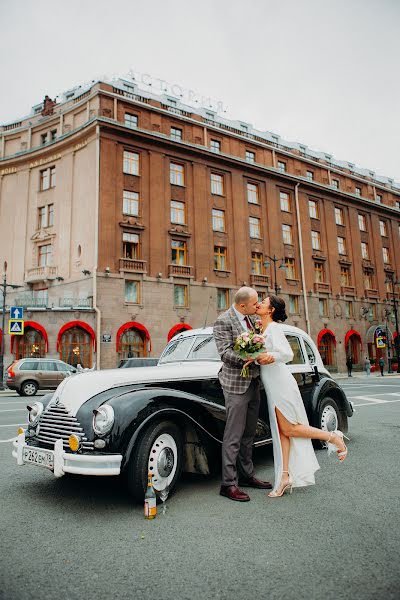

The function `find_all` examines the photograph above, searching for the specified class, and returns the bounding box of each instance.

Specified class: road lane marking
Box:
[351,395,388,403]
[0,437,17,443]
[0,409,28,413]
[0,401,28,405]
[354,399,400,407]
[0,423,23,427]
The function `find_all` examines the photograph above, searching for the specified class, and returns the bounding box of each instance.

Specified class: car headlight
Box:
[92,405,114,436]
[27,402,44,426]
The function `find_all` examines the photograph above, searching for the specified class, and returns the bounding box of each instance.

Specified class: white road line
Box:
[0,423,23,427]
[0,409,28,413]
[0,437,17,443]
[354,399,400,407]
[351,395,388,403]
[0,401,28,405]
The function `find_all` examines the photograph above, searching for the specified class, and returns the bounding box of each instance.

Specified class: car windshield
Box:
[158,337,195,363]
[187,336,220,361]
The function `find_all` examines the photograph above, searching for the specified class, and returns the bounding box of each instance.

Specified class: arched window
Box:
[59,326,93,368]
[345,330,362,365]
[317,329,336,367]
[15,328,46,359]
[120,328,147,358]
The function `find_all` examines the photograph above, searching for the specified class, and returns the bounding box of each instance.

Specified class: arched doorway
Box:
[11,322,48,359]
[345,330,362,366]
[365,324,393,368]
[167,323,192,341]
[57,321,95,368]
[317,329,337,369]
[116,322,151,361]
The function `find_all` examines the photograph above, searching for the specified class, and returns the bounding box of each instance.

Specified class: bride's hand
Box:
[243,359,254,370]
[257,353,275,365]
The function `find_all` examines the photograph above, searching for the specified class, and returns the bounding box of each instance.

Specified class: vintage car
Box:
[13,325,353,502]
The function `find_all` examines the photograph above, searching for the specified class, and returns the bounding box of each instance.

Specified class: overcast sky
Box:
[1,0,399,181]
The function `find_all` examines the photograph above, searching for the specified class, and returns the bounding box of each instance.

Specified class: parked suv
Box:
[4,359,76,396]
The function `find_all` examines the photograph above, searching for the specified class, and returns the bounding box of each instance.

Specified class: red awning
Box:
[167,323,192,341]
[317,329,336,347]
[56,320,96,351]
[394,331,398,339]
[116,322,152,352]
[11,321,49,353]
[345,329,363,349]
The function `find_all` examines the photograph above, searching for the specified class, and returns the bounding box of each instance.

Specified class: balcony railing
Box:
[15,297,48,308]
[59,298,92,308]
[341,285,355,296]
[25,266,58,283]
[168,264,193,277]
[119,258,147,273]
[250,274,269,286]
[314,282,331,293]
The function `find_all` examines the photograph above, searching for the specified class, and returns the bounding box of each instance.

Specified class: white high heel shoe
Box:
[268,471,293,498]
[326,430,349,461]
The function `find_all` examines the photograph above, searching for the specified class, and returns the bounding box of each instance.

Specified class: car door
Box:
[285,334,315,414]
[39,361,59,388]
[56,361,74,382]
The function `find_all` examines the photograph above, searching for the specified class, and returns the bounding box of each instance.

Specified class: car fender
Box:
[310,376,353,426]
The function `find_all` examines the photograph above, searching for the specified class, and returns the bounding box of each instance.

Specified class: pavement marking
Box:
[0,408,28,413]
[0,437,17,443]
[354,399,400,407]
[0,423,23,428]
[351,395,389,403]
[0,401,28,405]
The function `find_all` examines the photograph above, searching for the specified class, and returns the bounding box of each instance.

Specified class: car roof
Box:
[174,324,313,339]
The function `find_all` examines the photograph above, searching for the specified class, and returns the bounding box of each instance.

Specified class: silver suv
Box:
[4,359,76,396]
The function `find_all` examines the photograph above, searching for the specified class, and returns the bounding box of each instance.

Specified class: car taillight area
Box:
[7,365,16,378]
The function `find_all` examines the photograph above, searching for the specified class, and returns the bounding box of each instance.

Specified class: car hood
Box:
[53,362,222,416]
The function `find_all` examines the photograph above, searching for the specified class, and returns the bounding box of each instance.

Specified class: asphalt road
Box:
[1,377,399,600]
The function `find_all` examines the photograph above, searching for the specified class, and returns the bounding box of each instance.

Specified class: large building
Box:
[0,75,399,372]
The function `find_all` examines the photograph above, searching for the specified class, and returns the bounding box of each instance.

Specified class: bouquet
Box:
[233,330,266,377]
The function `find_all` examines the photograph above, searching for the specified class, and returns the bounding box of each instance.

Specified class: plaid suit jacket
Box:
[213,306,260,395]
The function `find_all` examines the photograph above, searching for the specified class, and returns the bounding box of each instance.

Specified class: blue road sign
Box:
[10,306,24,319]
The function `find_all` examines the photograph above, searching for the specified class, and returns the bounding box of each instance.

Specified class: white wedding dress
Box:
[260,322,320,492]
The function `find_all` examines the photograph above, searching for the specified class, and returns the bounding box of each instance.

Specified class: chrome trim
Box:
[34,402,94,451]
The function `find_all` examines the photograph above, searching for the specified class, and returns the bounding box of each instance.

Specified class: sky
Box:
[0,0,399,181]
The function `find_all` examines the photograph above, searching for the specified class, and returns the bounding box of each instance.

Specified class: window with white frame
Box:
[123,151,139,175]
[246,150,255,163]
[123,191,139,216]
[210,139,221,153]
[125,281,140,303]
[306,170,314,181]
[376,194,382,203]
[211,173,224,195]
[247,182,259,204]
[282,224,293,245]
[361,242,369,260]
[311,230,321,251]
[337,236,346,255]
[38,244,52,266]
[277,161,286,173]
[355,187,361,197]
[170,162,185,186]
[124,113,138,129]
[308,200,319,219]
[358,214,367,231]
[171,201,186,225]
[332,178,339,190]
[171,127,182,141]
[212,209,225,232]
[382,247,390,264]
[280,191,291,212]
[123,232,140,259]
[335,207,344,225]
[249,216,261,238]
[379,220,387,237]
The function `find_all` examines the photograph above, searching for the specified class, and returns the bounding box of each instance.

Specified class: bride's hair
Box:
[268,295,288,322]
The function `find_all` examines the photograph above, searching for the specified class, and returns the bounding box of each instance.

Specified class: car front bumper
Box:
[12,430,123,477]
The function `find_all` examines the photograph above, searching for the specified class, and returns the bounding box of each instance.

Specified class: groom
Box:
[214,287,275,502]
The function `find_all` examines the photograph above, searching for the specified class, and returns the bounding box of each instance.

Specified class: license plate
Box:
[22,446,54,470]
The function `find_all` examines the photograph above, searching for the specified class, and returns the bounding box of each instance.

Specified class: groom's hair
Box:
[234,287,255,304]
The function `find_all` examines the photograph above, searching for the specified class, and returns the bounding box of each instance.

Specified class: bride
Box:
[254,295,348,498]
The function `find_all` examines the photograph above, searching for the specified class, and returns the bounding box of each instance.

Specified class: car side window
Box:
[57,363,72,372]
[187,336,220,360]
[19,361,38,371]
[303,340,316,365]
[285,335,305,364]
[40,361,57,371]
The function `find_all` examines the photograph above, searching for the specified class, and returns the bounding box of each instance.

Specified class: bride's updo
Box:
[269,295,288,322]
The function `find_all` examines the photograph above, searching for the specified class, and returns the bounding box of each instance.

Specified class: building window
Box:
[251,252,264,275]
[50,129,57,142]
[306,170,314,181]
[282,224,293,245]
[125,281,140,303]
[308,200,319,219]
[214,246,227,271]
[212,209,225,232]
[123,233,140,259]
[277,161,286,173]
[311,230,321,251]
[337,237,346,255]
[340,267,351,286]
[210,139,221,153]
[289,295,299,314]
[40,133,48,145]
[376,194,382,203]
[345,301,354,318]
[361,242,369,260]
[123,191,139,216]
[38,206,46,229]
[395,201,400,210]
[48,204,54,227]
[369,304,377,320]
[40,166,56,191]
[38,244,52,266]
[171,240,187,265]
[332,178,339,190]
[170,162,184,186]
[319,298,328,317]
[358,214,367,231]
[363,270,374,290]
[355,187,361,197]
[280,191,291,212]
[382,247,390,264]
[211,173,224,195]
[124,113,138,129]
[247,182,259,204]
[285,258,296,279]
[314,262,325,283]
[171,127,182,141]
[174,284,188,307]
[335,207,344,225]
[170,200,186,225]
[123,151,139,176]
[217,289,229,310]
[246,150,255,164]
[379,220,387,237]
[249,217,261,239]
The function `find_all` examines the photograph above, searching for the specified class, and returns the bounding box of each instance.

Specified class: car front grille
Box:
[35,401,94,451]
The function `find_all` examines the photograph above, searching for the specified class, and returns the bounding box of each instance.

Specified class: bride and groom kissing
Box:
[213,286,348,502]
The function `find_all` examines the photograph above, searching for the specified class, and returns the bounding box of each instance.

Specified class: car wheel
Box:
[126,420,183,503]
[317,396,347,449]
[21,381,38,396]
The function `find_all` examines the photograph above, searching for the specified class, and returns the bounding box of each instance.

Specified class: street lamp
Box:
[263,255,286,296]
[0,265,23,390]
[384,274,400,374]
[383,306,393,374]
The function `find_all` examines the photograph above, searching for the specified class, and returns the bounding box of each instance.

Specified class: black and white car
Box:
[13,325,353,502]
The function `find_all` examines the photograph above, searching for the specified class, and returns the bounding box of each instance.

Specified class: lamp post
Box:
[385,275,400,373]
[0,264,23,391]
[383,306,393,373]
[263,255,286,296]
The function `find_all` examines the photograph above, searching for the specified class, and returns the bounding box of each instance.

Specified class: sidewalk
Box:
[0,389,49,397]
[332,370,400,381]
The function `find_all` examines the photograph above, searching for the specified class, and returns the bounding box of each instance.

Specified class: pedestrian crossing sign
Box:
[8,319,24,335]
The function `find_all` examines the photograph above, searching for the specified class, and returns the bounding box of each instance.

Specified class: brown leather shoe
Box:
[220,485,250,502]
[238,476,273,489]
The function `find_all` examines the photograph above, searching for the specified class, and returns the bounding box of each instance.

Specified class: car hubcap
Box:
[24,384,36,396]
[320,404,338,432]
[148,433,177,492]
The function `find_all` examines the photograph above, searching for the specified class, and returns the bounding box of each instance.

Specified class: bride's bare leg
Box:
[268,412,291,497]
[275,408,346,454]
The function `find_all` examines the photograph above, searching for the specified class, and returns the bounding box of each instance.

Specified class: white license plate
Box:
[22,446,54,470]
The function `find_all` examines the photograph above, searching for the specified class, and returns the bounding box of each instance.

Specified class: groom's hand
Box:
[257,353,275,365]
